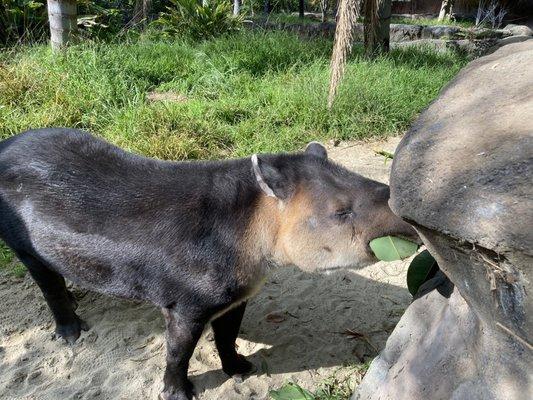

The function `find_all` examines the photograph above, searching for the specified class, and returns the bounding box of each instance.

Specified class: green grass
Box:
[0,241,26,278]
[391,17,475,28]
[270,361,372,400]
[0,31,467,161]
[263,13,324,25]
[260,13,475,29]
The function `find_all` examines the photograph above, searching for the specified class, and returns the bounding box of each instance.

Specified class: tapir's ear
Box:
[251,154,288,199]
[305,141,327,160]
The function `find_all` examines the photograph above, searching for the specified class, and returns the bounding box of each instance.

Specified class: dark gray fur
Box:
[0,128,416,400]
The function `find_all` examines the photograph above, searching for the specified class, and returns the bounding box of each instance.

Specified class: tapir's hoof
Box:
[159,386,196,400]
[53,318,89,344]
[67,291,79,311]
[158,393,195,400]
[225,355,257,382]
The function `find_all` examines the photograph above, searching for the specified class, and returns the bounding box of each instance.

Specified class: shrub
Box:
[0,0,48,46]
[152,0,243,40]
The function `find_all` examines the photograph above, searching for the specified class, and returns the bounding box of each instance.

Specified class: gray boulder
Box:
[352,41,533,400]
[504,24,533,37]
[421,25,461,39]
[392,38,499,57]
[390,24,423,42]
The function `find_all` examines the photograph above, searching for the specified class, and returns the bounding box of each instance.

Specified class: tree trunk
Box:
[438,0,454,22]
[46,0,77,51]
[364,0,391,57]
[233,0,241,15]
[320,0,328,22]
[264,0,270,15]
[132,0,152,26]
[299,0,305,19]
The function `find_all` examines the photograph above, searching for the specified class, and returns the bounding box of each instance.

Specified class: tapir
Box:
[0,128,417,400]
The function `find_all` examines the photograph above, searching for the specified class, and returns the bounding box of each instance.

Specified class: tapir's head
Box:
[250,142,418,271]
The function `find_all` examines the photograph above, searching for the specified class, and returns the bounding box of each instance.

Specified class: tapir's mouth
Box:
[365,230,422,260]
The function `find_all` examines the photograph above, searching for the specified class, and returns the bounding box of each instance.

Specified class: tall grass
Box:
[0,31,468,160]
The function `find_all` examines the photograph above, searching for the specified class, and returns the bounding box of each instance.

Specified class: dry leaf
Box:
[266,312,286,323]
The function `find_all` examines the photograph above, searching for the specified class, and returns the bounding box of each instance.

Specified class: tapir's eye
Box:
[334,209,354,221]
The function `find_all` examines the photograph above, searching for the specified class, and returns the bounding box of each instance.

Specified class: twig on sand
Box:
[336,329,379,353]
[496,322,533,351]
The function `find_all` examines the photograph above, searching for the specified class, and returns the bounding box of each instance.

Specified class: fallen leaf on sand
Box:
[266,312,287,323]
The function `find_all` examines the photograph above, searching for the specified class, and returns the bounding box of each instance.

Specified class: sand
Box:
[0,137,413,400]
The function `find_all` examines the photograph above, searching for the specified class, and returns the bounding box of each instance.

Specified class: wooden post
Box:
[46,0,77,51]
[233,0,241,16]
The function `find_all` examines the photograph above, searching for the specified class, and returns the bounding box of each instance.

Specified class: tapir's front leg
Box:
[211,301,255,379]
[159,308,204,400]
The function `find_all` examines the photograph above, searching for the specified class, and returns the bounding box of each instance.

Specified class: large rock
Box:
[353,41,533,400]
[421,25,461,39]
[390,24,423,42]
[504,24,533,37]
[392,38,499,57]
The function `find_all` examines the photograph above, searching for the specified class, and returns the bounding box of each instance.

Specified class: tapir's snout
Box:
[362,184,421,258]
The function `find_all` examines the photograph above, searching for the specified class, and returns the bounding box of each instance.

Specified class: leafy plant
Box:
[0,0,48,46]
[406,249,439,296]
[0,241,15,267]
[152,0,243,40]
[0,240,26,278]
[270,382,315,400]
[77,1,124,40]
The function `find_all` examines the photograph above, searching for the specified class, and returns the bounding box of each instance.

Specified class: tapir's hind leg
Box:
[17,251,88,344]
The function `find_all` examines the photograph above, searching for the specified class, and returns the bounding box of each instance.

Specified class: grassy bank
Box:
[0,31,467,161]
[261,13,475,28]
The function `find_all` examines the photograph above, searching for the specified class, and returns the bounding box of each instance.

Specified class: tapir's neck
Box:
[241,195,285,266]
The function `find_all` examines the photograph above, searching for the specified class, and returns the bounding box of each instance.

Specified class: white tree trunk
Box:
[233,0,241,15]
[320,0,328,22]
[46,0,77,51]
[438,0,454,22]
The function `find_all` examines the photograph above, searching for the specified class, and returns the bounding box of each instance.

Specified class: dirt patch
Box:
[0,136,412,400]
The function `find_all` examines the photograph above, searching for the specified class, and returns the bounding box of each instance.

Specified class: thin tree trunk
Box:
[233,0,241,15]
[320,0,328,22]
[264,0,270,15]
[438,0,454,21]
[132,0,152,26]
[46,0,77,51]
[299,0,305,19]
[364,0,391,57]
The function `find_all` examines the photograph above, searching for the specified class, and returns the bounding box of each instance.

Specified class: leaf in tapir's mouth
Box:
[369,236,419,261]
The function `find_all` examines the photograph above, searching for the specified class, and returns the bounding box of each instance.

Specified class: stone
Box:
[490,36,532,53]
[468,27,507,39]
[420,25,461,39]
[392,38,498,57]
[390,24,423,42]
[352,41,533,400]
[504,24,533,37]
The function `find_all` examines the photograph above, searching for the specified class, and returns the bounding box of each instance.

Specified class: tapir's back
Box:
[0,129,204,300]
[0,128,251,304]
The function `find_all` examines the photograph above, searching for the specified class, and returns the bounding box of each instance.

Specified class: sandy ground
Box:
[0,137,414,400]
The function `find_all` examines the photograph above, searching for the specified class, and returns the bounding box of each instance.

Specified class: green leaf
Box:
[270,383,315,400]
[369,236,418,261]
[407,250,439,296]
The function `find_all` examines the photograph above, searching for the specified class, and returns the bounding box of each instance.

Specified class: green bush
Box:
[0,0,48,45]
[152,0,243,40]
